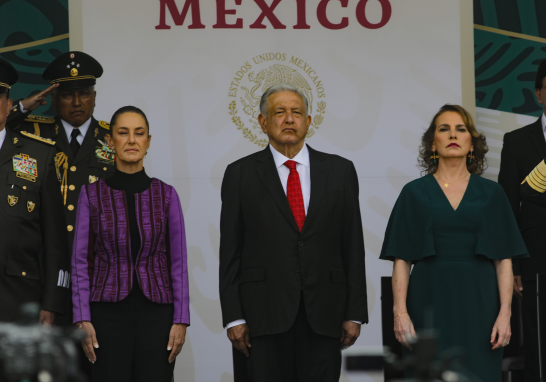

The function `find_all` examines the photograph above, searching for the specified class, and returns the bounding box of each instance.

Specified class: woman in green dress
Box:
[380,104,528,381]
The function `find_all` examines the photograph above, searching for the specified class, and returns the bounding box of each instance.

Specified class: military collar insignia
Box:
[67,60,81,77]
[94,128,99,137]
[27,201,35,213]
[98,120,110,130]
[95,140,115,165]
[13,154,38,182]
[13,137,18,144]
[20,131,55,145]
[7,195,18,207]
[24,115,55,124]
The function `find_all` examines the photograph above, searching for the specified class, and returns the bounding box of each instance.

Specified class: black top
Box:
[105,168,152,263]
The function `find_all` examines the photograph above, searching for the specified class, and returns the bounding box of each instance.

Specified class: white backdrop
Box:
[80,1,464,380]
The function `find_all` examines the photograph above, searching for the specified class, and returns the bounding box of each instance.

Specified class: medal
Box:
[13,154,38,182]
[95,140,115,165]
[89,175,99,184]
[27,201,35,213]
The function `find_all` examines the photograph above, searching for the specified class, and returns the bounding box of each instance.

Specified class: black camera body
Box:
[0,303,84,382]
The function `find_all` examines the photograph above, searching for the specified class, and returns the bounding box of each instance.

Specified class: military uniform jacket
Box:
[498,118,546,281]
[8,112,116,249]
[0,128,70,321]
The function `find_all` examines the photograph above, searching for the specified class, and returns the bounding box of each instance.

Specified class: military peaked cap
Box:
[43,51,103,90]
[0,58,18,91]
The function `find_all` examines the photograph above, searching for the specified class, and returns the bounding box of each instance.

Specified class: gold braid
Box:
[55,152,69,205]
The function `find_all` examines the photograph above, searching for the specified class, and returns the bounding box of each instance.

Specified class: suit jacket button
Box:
[22,272,26,276]
[70,166,77,172]
[69,185,76,191]
[298,241,304,247]
[295,271,301,277]
[67,225,74,232]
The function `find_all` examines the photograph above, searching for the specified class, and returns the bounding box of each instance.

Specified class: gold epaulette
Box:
[20,131,56,145]
[24,115,55,124]
[98,120,110,130]
[523,160,546,193]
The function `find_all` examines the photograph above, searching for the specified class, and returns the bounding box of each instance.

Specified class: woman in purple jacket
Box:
[71,106,189,382]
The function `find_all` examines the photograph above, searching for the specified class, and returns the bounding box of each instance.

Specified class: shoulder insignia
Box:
[98,120,110,130]
[24,115,55,124]
[20,131,56,146]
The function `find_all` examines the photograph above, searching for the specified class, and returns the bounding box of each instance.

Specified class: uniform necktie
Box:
[284,160,305,231]
[70,129,81,156]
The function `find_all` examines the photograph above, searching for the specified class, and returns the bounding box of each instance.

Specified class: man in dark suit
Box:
[0,58,70,323]
[8,51,115,256]
[219,83,368,381]
[498,59,546,382]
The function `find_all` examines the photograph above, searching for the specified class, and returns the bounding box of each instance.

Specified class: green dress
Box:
[380,174,528,382]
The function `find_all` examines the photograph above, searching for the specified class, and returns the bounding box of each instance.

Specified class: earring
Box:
[430,151,439,164]
[468,151,475,164]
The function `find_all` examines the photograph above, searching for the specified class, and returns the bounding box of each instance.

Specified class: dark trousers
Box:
[247,299,341,382]
[89,287,175,382]
[522,280,539,382]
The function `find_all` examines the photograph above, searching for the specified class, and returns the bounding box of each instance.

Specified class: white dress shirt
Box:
[270,143,311,214]
[62,117,91,145]
[226,144,361,330]
[0,127,6,149]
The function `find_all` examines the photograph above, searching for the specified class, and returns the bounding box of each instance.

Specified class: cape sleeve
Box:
[520,159,546,208]
[475,181,529,260]
[379,180,436,262]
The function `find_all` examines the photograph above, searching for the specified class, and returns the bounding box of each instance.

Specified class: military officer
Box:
[0,58,70,323]
[8,51,115,254]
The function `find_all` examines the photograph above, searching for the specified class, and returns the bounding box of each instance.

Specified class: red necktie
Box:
[284,160,305,231]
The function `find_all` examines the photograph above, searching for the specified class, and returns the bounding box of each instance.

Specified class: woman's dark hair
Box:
[418,104,488,176]
[535,59,546,90]
[110,105,150,133]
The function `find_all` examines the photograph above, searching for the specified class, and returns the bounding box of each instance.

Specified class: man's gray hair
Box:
[259,83,309,117]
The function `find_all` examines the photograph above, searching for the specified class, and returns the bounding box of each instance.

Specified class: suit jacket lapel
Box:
[528,118,546,158]
[74,118,98,165]
[256,147,300,232]
[301,146,327,234]
[0,129,22,166]
[54,117,73,161]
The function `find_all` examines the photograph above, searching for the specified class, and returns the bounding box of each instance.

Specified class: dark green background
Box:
[0,0,69,117]
[474,0,546,117]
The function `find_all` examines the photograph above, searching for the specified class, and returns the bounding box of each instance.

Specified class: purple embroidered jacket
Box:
[71,178,190,325]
